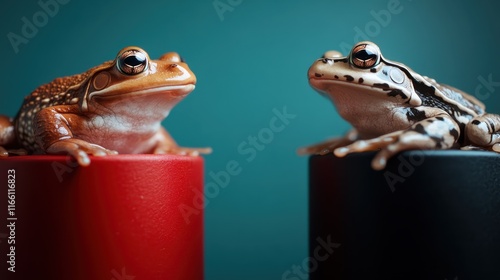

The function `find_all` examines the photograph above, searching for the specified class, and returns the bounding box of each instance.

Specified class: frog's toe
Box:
[193,147,213,155]
[371,134,443,170]
[154,146,212,156]
[298,139,341,155]
[333,138,401,170]
[493,143,500,153]
[298,145,331,155]
[8,149,28,156]
[46,139,117,166]
[297,145,316,155]
[0,146,8,157]
[0,147,28,157]
[75,150,91,166]
[334,135,398,157]
[461,143,500,152]
[461,145,485,151]
[371,143,405,170]
[298,145,333,155]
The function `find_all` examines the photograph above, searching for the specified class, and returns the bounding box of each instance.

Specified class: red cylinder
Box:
[0,154,204,280]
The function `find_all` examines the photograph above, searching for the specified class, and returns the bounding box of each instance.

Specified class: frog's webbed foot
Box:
[463,143,500,153]
[494,143,500,152]
[0,147,28,157]
[298,130,358,155]
[152,127,211,156]
[334,131,438,170]
[335,115,459,170]
[46,139,118,166]
[0,115,17,157]
[466,113,500,153]
[154,145,212,156]
[493,143,500,152]
[461,145,487,151]
[298,138,349,155]
[0,146,8,157]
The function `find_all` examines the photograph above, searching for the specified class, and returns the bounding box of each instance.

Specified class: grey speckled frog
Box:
[300,41,500,170]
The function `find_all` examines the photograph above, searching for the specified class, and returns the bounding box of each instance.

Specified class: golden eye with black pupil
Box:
[350,43,380,69]
[117,49,148,75]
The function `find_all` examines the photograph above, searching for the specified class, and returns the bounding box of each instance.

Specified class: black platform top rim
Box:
[310,149,500,160]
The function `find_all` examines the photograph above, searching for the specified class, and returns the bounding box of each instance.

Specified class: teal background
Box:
[2,0,500,279]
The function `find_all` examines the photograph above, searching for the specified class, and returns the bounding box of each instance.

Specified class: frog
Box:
[299,41,500,170]
[0,46,211,166]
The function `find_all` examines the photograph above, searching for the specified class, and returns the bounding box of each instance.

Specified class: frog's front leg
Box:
[152,127,212,156]
[465,113,500,152]
[34,106,117,166]
[297,129,358,155]
[335,109,460,170]
[0,116,27,156]
[0,116,15,156]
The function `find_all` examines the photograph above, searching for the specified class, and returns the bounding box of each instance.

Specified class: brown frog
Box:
[0,46,211,166]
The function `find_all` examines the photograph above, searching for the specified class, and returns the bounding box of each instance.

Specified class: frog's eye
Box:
[350,43,380,69]
[117,49,148,75]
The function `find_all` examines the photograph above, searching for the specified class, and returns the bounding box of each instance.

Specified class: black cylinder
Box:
[309,150,500,279]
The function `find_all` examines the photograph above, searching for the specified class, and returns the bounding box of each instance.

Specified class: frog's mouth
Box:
[89,84,195,100]
[309,77,420,106]
[309,77,388,94]
[309,77,411,100]
[83,84,195,112]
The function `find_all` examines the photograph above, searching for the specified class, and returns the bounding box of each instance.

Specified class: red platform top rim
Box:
[0,154,204,163]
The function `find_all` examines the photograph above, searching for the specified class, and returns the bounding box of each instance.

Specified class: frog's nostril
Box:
[321,58,333,64]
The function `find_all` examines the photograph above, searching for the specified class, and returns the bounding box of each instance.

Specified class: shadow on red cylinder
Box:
[0,154,204,280]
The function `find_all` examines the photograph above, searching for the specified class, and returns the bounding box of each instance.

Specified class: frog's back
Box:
[422,76,485,116]
[14,64,106,151]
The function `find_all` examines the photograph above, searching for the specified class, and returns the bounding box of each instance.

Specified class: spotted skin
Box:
[14,69,99,152]
[466,114,500,151]
[300,41,500,169]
